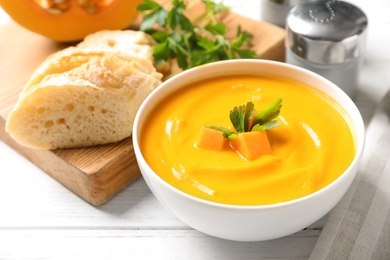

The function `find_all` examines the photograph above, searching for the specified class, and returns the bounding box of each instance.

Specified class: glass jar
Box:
[285,0,368,99]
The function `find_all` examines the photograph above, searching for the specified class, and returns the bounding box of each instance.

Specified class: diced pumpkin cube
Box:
[231,131,272,160]
[196,126,229,151]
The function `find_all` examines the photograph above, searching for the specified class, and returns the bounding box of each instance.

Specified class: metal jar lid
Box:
[269,0,317,7]
[286,0,368,64]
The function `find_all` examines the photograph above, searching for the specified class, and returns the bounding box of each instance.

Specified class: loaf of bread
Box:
[77,30,171,75]
[5,47,162,150]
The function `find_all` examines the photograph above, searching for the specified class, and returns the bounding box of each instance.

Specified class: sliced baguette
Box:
[6,48,162,150]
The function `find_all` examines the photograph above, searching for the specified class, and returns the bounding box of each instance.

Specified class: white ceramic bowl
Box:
[132,59,365,242]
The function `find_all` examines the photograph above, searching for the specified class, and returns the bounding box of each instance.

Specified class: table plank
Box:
[0,229,320,260]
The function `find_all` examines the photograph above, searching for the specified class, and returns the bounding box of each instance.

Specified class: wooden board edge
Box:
[0,116,139,205]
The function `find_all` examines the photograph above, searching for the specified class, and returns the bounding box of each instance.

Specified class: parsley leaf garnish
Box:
[251,98,282,131]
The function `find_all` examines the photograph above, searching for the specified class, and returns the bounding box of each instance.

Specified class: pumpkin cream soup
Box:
[140,74,356,206]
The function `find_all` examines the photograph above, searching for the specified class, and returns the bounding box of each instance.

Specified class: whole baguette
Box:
[5,47,162,150]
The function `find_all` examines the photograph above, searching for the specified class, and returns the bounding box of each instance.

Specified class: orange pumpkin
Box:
[0,0,143,42]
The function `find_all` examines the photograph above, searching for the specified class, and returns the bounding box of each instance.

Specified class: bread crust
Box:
[77,30,171,75]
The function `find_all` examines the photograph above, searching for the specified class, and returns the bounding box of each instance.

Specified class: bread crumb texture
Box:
[6,31,163,150]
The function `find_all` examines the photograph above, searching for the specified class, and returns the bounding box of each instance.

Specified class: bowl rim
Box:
[133,59,365,210]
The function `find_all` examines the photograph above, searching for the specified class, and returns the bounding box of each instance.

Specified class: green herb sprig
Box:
[210,99,282,139]
[136,0,257,71]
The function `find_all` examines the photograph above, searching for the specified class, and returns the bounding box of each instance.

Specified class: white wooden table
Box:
[1,1,389,259]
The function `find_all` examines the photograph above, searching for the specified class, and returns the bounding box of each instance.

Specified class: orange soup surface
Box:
[140,74,356,206]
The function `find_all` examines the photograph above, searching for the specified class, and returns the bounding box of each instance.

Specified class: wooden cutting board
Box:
[0,3,285,205]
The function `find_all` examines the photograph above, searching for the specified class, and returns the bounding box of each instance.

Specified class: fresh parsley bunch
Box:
[137,0,257,71]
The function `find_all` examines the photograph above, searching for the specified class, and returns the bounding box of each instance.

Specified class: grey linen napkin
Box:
[309,91,390,260]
